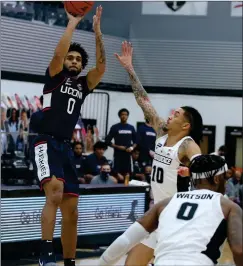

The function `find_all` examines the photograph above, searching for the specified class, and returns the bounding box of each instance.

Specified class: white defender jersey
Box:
[151,134,192,203]
[155,189,227,266]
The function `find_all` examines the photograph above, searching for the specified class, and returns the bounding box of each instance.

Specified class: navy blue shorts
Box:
[31,134,79,197]
[113,153,132,175]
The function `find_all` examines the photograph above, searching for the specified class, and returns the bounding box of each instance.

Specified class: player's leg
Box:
[42,176,64,240]
[59,143,80,266]
[59,195,79,263]
[125,231,156,266]
[125,243,154,266]
[32,137,64,265]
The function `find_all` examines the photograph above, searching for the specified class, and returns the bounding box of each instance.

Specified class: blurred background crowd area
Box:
[1,1,242,209]
[1,102,243,208]
[1,1,93,31]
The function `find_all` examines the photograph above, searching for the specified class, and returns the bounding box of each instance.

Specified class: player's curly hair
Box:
[181,106,203,145]
[69,42,89,69]
[189,155,226,185]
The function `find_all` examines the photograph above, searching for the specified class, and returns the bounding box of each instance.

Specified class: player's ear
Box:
[213,175,220,185]
[182,122,190,130]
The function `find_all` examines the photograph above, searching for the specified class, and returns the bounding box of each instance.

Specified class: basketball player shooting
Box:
[30,6,105,266]
[115,41,203,266]
[100,155,243,266]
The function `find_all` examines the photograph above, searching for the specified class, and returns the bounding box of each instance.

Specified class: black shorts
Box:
[31,134,79,197]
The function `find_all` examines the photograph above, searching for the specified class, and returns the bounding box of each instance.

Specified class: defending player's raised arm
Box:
[115,41,166,138]
[87,6,106,91]
[49,11,83,77]
[227,201,243,266]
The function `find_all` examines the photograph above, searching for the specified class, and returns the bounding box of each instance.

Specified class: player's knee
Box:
[70,208,78,224]
[45,185,63,206]
[63,208,78,224]
[49,191,63,206]
[44,176,64,205]
[125,245,153,266]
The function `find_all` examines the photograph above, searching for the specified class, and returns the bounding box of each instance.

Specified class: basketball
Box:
[64,1,94,16]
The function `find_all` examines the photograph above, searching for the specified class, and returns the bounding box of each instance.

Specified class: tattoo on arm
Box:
[96,34,106,67]
[127,68,166,136]
[179,139,201,165]
[227,203,243,266]
[87,34,106,90]
[179,139,193,153]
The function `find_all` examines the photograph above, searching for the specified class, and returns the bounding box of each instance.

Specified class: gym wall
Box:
[87,1,242,90]
[128,2,242,90]
[1,17,128,85]
[2,79,242,151]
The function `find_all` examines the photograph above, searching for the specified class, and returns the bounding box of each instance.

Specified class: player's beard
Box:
[162,123,168,132]
[63,65,81,77]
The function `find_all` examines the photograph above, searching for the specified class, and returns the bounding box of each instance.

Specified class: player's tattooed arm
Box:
[178,139,201,166]
[115,41,166,137]
[128,69,166,137]
[227,201,243,266]
[87,6,106,90]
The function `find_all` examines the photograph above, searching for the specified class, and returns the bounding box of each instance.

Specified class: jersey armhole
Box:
[44,67,66,94]
[175,136,193,166]
[45,67,64,80]
[78,75,91,94]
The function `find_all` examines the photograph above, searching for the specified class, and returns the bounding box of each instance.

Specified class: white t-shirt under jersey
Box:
[151,134,192,203]
[155,190,227,266]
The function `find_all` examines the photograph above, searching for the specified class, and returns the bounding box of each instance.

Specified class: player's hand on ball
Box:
[115,41,133,70]
[65,9,83,26]
[93,5,102,34]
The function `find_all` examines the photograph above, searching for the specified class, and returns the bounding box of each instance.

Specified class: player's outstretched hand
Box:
[115,41,133,70]
[65,9,83,26]
[93,5,102,34]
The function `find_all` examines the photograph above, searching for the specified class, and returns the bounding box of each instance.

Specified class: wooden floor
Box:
[29,242,234,266]
[218,240,234,265]
[28,257,126,266]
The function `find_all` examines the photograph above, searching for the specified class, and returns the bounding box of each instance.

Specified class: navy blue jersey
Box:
[136,123,156,161]
[83,153,108,176]
[40,68,91,140]
[73,155,85,178]
[105,123,136,149]
[29,110,44,134]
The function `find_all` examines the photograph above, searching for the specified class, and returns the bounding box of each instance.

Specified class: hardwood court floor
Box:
[218,240,234,265]
[29,244,234,266]
[28,256,126,266]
